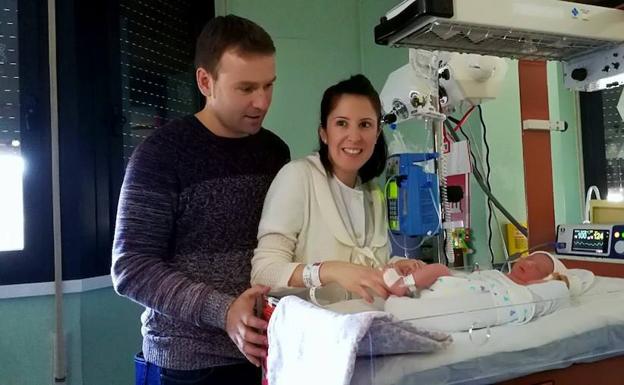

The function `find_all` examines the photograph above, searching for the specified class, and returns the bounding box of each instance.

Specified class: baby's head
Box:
[508,251,566,284]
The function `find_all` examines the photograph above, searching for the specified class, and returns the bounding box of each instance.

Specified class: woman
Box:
[251,74,421,305]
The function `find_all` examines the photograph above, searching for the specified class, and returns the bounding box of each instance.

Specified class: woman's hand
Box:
[320,261,390,303]
[391,258,427,276]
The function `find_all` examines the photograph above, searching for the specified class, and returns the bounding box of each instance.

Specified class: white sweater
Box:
[251,153,390,304]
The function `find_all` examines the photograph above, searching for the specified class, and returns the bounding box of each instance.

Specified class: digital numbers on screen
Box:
[572,229,610,253]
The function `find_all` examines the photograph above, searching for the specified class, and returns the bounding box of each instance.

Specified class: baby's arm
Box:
[527,280,571,319]
[384,263,452,296]
[409,264,452,289]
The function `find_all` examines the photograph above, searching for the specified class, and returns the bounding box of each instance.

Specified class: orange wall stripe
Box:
[518,60,556,248]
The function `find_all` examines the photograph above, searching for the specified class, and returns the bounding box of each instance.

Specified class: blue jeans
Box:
[134,352,262,385]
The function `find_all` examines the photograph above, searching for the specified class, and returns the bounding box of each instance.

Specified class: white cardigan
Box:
[251,153,390,303]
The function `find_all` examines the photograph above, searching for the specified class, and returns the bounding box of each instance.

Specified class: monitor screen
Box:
[571,229,610,254]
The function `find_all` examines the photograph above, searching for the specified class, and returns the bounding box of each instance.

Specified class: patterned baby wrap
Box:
[419,270,536,325]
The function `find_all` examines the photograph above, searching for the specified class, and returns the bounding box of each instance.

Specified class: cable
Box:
[478,106,493,192]
[457,109,495,263]
[455,113,528,239]
[437,129,455,264]
[448,115,486,179]
[451,105,476,132]
[450,109,494,263]
[445,119,481,180]
[498,241,557,272]
[477,105,495,264]
[469,107,513,265]
[469,109,517,264]
[445,117,528,237]
[583,185,601,224]
[456,108,510,265]
[449,114,530,269]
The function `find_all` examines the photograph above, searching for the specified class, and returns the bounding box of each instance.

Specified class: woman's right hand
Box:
[320,261,390,303]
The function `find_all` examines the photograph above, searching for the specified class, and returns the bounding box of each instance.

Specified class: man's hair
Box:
[194,15,275,76]
[318,74,388,183]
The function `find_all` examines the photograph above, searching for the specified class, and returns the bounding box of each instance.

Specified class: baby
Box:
[383,252,570,296]
[383,252,594,332]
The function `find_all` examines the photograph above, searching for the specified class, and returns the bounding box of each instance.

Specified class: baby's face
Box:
[508,253,554,283]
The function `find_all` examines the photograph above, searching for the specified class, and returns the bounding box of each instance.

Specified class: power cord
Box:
[445,115,528,242]
[478,105,495,264]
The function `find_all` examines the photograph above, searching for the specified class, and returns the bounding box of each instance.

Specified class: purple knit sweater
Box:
[112,115,289,370]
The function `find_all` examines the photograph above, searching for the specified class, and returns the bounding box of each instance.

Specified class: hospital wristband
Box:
[303,262,323,288]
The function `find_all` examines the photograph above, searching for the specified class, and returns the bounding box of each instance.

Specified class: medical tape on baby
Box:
[383,268,402,287]
[403,274,418,292]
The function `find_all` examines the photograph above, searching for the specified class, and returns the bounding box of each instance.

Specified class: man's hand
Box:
[225,285,271,367]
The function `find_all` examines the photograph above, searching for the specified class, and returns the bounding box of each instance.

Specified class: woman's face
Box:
[508,253,554,283]
[319,94,379,186]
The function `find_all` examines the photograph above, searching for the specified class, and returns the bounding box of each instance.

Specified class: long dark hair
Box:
[318,74,387,183]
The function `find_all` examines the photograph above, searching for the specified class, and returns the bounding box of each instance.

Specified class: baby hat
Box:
[529,251,595,296]
[528,251,567,274]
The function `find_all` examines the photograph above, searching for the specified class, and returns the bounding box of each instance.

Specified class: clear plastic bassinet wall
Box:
[351,266,624,385]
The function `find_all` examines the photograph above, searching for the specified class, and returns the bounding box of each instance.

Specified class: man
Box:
[112,15,290,384]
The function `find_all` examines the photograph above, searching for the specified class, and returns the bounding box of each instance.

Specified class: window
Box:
[580,86,624,201]
[0,0,54,285]
[601,86,624,201]
[120,0,207,163]
[0,0,24,252]
[0,0,212,285]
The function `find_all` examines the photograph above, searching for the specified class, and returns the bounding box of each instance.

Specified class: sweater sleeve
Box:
[251,161,307,290]
[111,132,234,330]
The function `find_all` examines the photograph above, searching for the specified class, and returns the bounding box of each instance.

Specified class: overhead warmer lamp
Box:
[375,0,624,91]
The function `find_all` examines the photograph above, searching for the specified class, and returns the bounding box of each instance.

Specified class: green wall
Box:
[461,60,526,266]
[0,1,585,384]
[226,0,584,265]
[0,288,142,385]
[225,0,364,159]
[467,61,583,266]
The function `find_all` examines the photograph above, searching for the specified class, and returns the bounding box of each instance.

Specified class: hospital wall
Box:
[229,0,583,265]
[0,289,142,385]
[470,60,583,265]
[0,1,584,384]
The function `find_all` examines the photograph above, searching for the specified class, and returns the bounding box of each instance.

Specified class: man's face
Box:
[201,49,276,137]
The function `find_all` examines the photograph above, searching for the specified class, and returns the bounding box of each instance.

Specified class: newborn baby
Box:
[384,252,570,296]
[383,252,594,332]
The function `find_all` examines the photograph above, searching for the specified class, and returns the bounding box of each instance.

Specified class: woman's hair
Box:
[318,74,388,183]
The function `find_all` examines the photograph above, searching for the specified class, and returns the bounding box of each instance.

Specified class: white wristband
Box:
[303,262,323,288]
[311,262,322,287]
